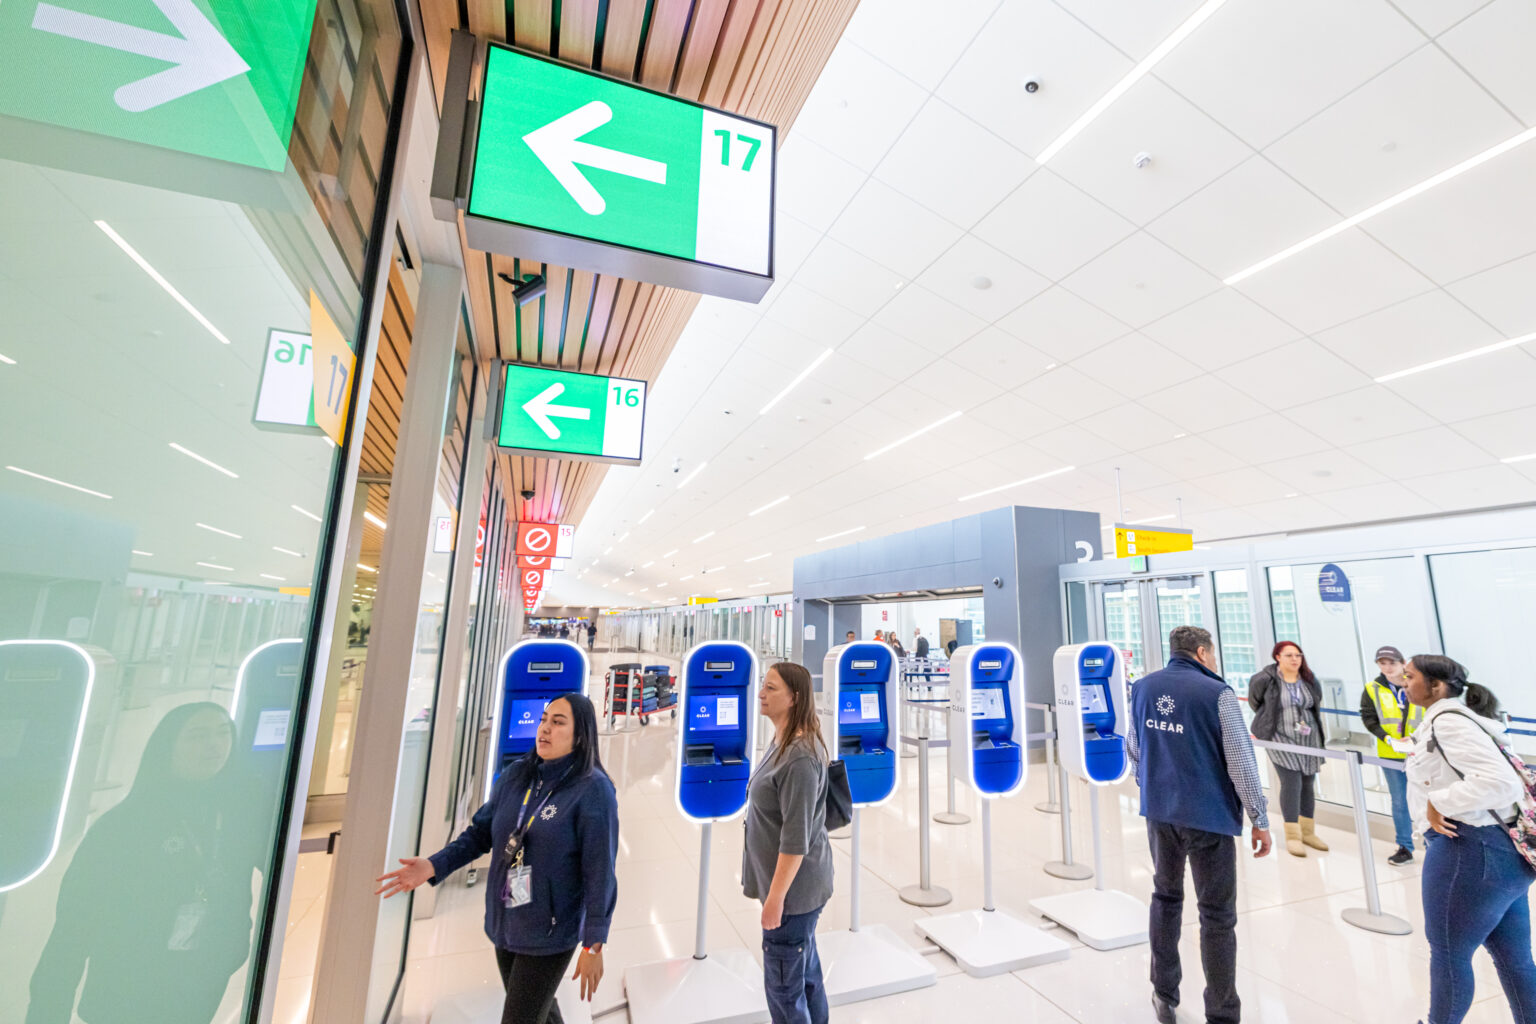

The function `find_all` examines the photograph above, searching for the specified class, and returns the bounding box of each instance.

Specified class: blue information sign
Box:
[1318,563,1352,603]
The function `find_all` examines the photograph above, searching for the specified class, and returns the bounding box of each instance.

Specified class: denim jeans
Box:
[1423,824,1536,1024]
[1147,820,1239,1024]
[761,905,828,1024]
[1383,763,1414,850]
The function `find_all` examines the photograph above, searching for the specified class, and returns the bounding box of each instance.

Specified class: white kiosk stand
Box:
[916,643,1071,976]
[816,644,937,1003]
[1029,643,1148,950]
[624,642,768,1024]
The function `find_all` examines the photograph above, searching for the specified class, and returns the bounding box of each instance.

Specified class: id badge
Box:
[502,863,532,909]
[1298,722,1313,737]
[168,901,206,951]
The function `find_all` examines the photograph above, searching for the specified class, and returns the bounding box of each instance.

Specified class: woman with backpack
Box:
[1407,654,1536,1024]
[743,661,833,1024]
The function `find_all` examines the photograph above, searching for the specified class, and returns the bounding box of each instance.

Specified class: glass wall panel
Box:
[1101,584,1144,678]
[1213,569,1257,693]
[1431,546,1536,751]
[1155,577,1205,665]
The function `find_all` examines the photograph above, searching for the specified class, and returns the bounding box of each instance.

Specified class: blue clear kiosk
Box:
[815,643,936,1004]
[624,641,767,1024]
[916,643,1071,975]
[486,639,590,801]
[1028,643,1148,949]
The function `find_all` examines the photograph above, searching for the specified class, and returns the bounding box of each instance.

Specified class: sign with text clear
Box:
[498,364,646,465]
[1318,563,1352,603]
[1114,525,1193,559]
[449,42,775,302]
[515,522,575,559]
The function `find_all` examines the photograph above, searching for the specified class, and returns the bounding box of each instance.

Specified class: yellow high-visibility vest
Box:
[1366,678,1423,759]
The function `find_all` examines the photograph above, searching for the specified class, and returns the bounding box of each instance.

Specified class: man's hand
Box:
[1251,827,1272,858]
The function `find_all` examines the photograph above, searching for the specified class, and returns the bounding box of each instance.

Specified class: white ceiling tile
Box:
[1445,251,1536,337]
[1141,288,1303,370]
[1234,228,1434,334]
[1140,374,1267,433]
[1315,480,1440,522]
[973,170,1136,281]
[872,284,988,355]
[1147,156,1341,280]
[1261,448,1388,493]
[1345,426,1496,479]
[773,136,868,232]
[1265,46,1521,216]
[1440,0,1536,123]
[746,319,841,376]
[1053,0,1208,58]
[1139,435,1247,481]
[1447,406,1536,461]
[1184,505,1283,538]
[1390,0,1495,36]
[1414,464,1536,510]
[947,327,1056,388]
[1062,233,1220,328]
[1188,465,1296,507]
[790,44,929,172]
[828,179,965,278]
[1028,423,1125,466]
[1313,291,1502,379]
[1237,495,1346,531]
[843,0,1002,91]
[1379,347,1536,421]
[1205,414,1332,464]
[836,321,936,379]
[792,237,906,318]
[1281,384,1438,447]
[1154,0,1423,150]
[1049,77,1250,226]
[903,359,1006,410]
[1215,338,1375,410]
[1078,403,1186,452]
[872,99,1036,229]
[967,390,1065,440]
[1070,332,1201,399]
[994,286,1131,361]
[921,236,1050,322]
[771,213,822,282]
[762,282,864,346]
[936,0,1131,158]
[1013,365,1123,419]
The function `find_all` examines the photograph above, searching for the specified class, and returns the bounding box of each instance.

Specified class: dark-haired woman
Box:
[744,662,833,1024]
[1407,655,1536,1024]
[1248,641,1329,857]
[377,693,618,1024]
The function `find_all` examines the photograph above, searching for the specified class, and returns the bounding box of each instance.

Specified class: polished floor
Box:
[278,652,1525,1023]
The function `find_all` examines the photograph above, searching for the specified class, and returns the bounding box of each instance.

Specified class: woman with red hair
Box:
[1248,641,1329,857]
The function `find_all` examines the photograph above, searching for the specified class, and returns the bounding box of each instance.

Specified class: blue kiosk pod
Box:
[0,640,96,892]
[1028,643,1148,950]
[233,639,304,753]
[626,641,767,1024]
[486,639,589,800]
[917,643,1070,976]
[815,642,936,1004]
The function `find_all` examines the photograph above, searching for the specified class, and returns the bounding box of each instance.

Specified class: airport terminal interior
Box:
[4,0,1536,1022]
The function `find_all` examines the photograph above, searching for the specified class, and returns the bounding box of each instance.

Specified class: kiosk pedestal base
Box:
[1028,889,1148,950]
[819,924,937,1004]
[915,908,1071,977]
[623,949,769,1024]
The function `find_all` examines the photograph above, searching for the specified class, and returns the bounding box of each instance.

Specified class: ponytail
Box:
[1463,682,1501,720]
[1410,654,1501,720]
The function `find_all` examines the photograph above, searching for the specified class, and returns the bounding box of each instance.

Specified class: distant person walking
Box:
[1405,655,1536,1024]
[911,629,929,659]
[586,622,596,651]
[1360,645,1422,865]
[1129,626,1271,1024]
[1248,641,1328,857]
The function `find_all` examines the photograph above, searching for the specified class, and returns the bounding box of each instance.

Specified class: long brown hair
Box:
[766,661,827,764]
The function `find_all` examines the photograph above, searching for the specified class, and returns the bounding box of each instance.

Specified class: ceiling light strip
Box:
[1501,453,1536,465]
[364,511,387,530]
[5,465,113,499]
[196,522,242,539]
[0,353,15,365]
[95,221,233,345]
[676,461,707,490]
[864,411,964,460]
[291,504,322,523]
[694,531,716,543]
[816,525,865,543]
[169,443,238,478]
[959,465,1076,502]
[759,349,833,415]
[748,494,791,516]
[1375,331,1536,383]
[744,552,772,562]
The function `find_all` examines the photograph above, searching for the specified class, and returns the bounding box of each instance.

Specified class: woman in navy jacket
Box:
[378,692,619,1024]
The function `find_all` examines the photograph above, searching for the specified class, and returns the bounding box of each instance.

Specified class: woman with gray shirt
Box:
[743,661,833,1024]
[1248,641,1329,857]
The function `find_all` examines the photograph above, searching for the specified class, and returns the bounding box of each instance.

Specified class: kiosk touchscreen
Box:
[486,639,589,800]
[1028,643,1147,950]
[917,643,1070,976]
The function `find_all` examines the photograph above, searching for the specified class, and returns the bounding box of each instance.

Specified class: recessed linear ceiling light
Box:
[95,220,233,345]
[357,563,377,573]
[679,574,694,581]
[131,549,153,557]
[1374,331,1536,383]
[694,531,716,543]
[273,546,303,557]
[959,465,1076,502]
[745,552,772,562]
[749,581,771,588]
[197,561,233,571]
[0,352,15,365]
[662,548,678,558]
[624,570,634,576]
[6,465,113,499]
[676,462,708,490]
[760,349,833,415]
[864,411,963,460]
[715,587,734,594]
[816,525,865,543]
[259,573,285,581]
[1036,0,1230,164]
[618,532,630,542]
[604,546,614,555]
[364,511,387,530]
[169,443,238,478]
[656,582,668,588]
[1227,125,1536,285]
[196,522,242,539]
[749,495,791,516]
[642,560,655,568]
[705,565,727,573]
[291,504,322,523]
[1501,453,1536,464]
[638,508,655,524]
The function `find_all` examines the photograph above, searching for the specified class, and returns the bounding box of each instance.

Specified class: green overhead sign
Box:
[434,37,776,302]
[0,0,317,170]
[497,364,647,466]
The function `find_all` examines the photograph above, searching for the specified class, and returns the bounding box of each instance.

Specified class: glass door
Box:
[1100,582,1145,679]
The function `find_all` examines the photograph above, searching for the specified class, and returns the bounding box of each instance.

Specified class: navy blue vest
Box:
[1131,653,1244,836]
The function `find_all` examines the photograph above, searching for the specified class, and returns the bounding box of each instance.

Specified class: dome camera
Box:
[1024,80,1040,93]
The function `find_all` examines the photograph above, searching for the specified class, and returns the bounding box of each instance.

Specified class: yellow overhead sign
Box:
[1114,525,1193,559]
[687,596,718,606]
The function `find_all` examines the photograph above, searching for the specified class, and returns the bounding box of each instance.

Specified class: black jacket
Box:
[913,636,930,659]
[1246,663,1326,744]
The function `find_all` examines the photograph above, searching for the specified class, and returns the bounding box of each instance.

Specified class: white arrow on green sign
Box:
[435,38,776,302]
[498,364,647,466]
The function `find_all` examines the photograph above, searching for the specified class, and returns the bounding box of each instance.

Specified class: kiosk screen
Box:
[507,698,547,739]
[838,692,882,724]
[688,695,740,731]
[703,661,734,672]
[850,659,877,670]
[1079,684,1108,715]
[970,687,1006,721]
[1083,657,1105,669]
[527,661,563,673]
[977,659,1002,671]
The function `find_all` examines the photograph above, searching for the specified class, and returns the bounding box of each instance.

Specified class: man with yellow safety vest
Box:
[1359,645,1422,865]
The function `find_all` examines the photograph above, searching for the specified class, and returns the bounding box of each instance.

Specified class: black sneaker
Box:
[1151,993,1176,1023]
[1388,846,1414,866]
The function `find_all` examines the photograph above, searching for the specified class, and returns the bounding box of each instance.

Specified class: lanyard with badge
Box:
[502,769,570,909]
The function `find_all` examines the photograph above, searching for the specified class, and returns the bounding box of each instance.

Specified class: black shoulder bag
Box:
[824,759,853,832]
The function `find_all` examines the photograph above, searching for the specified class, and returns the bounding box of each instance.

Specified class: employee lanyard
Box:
[504,767,572,862]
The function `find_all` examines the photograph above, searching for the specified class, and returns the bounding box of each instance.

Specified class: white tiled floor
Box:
[281,653,1526,1022]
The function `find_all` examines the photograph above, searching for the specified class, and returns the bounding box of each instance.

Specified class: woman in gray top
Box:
[743,661,833,1024]
[1247,641,1328,858]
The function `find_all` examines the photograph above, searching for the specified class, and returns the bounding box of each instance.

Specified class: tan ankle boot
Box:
[1300,816,1329,851]
[1284,821,1306,857]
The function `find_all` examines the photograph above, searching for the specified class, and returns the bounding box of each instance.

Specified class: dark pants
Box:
[761,906,828,1024]
[1148,821,1240,1024]
[1424,824,1536,1023]
[1273,766,1315,822]
[494,946,574,1024]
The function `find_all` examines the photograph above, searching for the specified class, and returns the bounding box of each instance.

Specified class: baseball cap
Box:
[1374,645,1404,662]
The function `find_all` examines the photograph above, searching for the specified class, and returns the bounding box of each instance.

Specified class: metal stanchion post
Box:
[982,797,995,913]
[694,824,712,959]
[935,747,970,825]
[851,808,862,932]
[1341,750,1412,935]
[900,731,952,907]
[1035,705,1061,814]
[1044,766,1093,880]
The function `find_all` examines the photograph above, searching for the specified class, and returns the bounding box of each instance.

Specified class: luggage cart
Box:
[604,662,677,729]
[645,665,678,719]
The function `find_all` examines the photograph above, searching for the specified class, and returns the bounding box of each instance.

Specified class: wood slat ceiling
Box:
[417,0,859,534]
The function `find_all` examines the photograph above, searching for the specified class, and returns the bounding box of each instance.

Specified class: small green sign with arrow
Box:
[497,364,648,466]
[0,0,318,170]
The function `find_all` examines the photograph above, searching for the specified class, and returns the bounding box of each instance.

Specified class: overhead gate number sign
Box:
[499,364,646,465]
[515,522,575,559]
[434,36,776,302]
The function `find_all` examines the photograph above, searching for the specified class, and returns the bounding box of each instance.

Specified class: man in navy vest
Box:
[1129,625,1271,1024]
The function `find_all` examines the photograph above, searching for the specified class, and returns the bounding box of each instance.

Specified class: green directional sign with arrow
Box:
[447,41,776,302]
[0,0,317,170]
[497,363,648,466]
